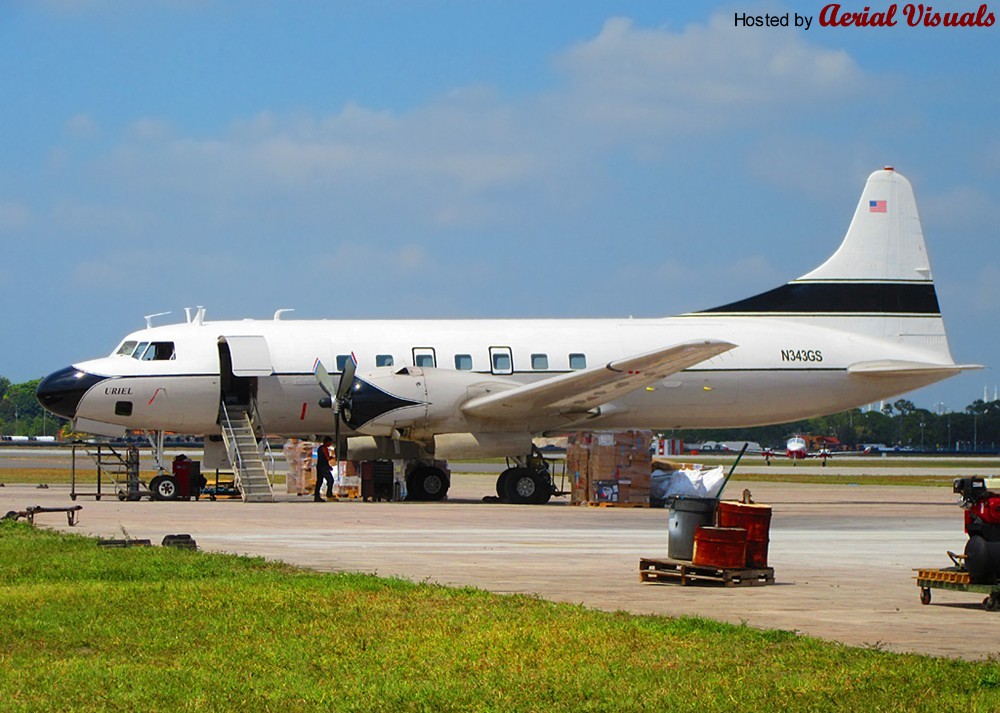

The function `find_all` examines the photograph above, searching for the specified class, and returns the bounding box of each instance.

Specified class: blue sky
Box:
[1,0,998,412]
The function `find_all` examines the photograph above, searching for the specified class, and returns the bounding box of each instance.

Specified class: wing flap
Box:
[461,339,736,421]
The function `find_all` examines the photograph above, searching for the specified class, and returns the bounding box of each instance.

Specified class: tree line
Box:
[672,398,1000,453]
[0,377,64,438]
[2,375,999,452]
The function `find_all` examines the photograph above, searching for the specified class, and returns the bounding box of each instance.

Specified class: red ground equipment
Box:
[954,477,1000,584]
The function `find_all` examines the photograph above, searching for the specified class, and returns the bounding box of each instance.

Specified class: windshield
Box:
[113,340,175,360]
[115,341,138,356]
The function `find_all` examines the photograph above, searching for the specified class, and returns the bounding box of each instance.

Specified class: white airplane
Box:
[37,167,978,503]
[785,436,809,461]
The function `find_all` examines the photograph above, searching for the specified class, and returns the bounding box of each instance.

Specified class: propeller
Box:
[314,355,357,466]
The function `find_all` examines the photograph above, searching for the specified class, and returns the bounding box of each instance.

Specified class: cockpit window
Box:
[141,342,175,361]
[115,341,138,356]
[117,340,174,360]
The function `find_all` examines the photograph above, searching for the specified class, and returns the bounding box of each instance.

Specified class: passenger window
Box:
[336,354,351,370]
[531,354,549,370]
[569,353,587,370]
[454,354,473,370]
[376,354,394,367]
[492,352,511,372]
[412,348,437,368]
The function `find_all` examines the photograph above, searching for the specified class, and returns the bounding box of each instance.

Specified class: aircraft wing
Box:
[461,339,736,421]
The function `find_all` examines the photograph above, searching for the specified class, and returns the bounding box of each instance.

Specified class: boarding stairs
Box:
[71,444,141,500]
[220,402,274,503]
[89,444,140,486]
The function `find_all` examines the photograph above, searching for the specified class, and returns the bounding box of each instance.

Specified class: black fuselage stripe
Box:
[698,281,940,315]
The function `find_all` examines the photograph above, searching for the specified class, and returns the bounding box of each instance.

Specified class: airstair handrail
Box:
[219,401,245,488]
[249,397,276,484]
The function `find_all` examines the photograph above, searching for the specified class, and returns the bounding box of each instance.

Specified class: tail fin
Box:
[798,167,931,283]
[697,168,965,364]
[699,168,941,328]
[695,168,979,392]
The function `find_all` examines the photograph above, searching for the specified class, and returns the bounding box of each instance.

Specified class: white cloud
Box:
[551,15,865,136]
[128,117,174,142]
[79,11,869,239]
[65,113,100,139]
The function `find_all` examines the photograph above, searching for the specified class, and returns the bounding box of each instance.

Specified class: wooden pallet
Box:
[584,501,650,508]
[639,557,775,587]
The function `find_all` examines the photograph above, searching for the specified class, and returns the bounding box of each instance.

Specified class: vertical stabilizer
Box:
[797,167,931,283]
[700,168,941,321]
[696,168,959,365]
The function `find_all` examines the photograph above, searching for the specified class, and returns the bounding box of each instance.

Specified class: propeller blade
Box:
[314,359,335,397]
[336,356,356,402]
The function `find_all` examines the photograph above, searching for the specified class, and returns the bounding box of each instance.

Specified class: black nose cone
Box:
[36,366,105,419]
[343,375,423,430]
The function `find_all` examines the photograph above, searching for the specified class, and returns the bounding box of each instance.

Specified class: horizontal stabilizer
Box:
[462,339,736,421]
[848,360,982,377]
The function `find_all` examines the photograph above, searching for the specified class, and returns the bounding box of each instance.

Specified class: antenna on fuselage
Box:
[144,312,171,329]
[273,308,294,320]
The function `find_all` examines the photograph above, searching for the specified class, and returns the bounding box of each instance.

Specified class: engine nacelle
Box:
[344,366,520,438]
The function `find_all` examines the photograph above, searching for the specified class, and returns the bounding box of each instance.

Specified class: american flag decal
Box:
[869,200,887,213]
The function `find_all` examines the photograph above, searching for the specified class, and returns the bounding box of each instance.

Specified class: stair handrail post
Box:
[220,400,246,499]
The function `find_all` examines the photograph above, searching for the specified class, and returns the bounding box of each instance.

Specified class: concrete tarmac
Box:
[3,472,998,661]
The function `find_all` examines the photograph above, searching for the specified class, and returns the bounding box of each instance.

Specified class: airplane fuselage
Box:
[57,309,952,439]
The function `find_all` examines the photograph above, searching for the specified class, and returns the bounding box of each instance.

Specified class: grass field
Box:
[2,520,1000,711]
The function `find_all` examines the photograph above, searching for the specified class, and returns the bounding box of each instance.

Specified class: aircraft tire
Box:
[149,475,179,501]
[406,466,449,502]
[530,472,553,505]
[497,469,515,500]
[503,468,543,504]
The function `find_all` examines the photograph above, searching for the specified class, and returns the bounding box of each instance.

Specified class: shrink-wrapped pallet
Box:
[283,439,317,495]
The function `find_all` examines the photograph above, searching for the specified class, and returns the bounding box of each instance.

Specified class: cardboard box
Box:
[567,430,654,504]
[593,480,619,503]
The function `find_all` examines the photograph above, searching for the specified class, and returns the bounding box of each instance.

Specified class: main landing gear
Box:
[405,462,451,502]
[496,447,556,505]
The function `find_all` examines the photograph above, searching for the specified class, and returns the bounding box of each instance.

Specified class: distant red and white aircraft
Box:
[786,436,809,461]
[782,434,872,465]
